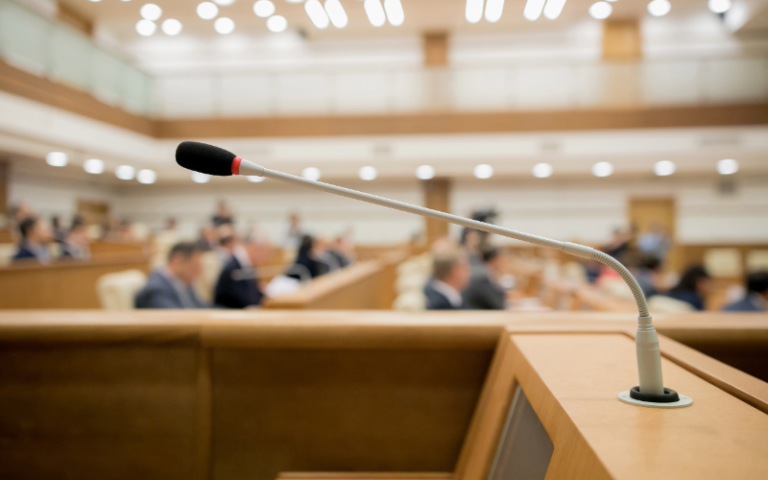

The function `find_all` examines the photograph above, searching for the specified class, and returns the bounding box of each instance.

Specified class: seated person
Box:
[463,247,507,310]
[214,236,273,309]
[723,271,768,312]
[13,216,52,264]
[60,217,91,260]
[286,234,321,281]
[665,265,710,311]
[135,242,207,309]
[424,248,471,310]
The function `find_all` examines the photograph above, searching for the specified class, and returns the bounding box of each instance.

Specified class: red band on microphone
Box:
[232,157,242,175]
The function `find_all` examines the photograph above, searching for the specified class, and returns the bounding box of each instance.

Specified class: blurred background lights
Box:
[532,163,553,178]
[140,4,162,21]
[214,17,236,34]
[654,160,676,176]
[416,165,435,180]
[359,166,378,181]
[115,165,135,180]
[192,172,211,183]
[197,2,219,19]
[647,0,671,17]
[83,159,104,174]
[253,0,276,17]
[137,169,157,184]
[267,15,288,32]
[303,167,321,181]
[161,19,182,35]
[46,152,68,167]
[214,0,236,5]
[592,161,614,177]
[717,159,739,175]
[247,176,265,183]
[589,2,612,19]
[136,19,156,36]
[473,164,494,179]
[708,0,731,13]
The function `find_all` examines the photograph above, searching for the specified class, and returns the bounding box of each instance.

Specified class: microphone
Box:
[176,141,691,409]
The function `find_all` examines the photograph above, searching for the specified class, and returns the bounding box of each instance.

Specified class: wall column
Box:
[423,178,451,245]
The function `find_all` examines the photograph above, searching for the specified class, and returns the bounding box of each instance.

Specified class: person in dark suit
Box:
[12,216,52,263]
[60,217,90,260]
[666,265,710,311]
[214,236,274,309]
[424,247,471,310]
[135,242,207,309]
[723,271,768,312]
[286,234,322,281]
[463,247,507,310]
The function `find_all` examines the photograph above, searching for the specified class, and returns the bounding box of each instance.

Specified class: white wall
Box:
[8,171,116,221]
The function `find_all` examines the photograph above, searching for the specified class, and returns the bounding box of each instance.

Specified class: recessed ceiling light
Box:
[304,0,329,29]
[214,0,236,5]
[717,159,739,175]
[523,0,546,21]
[116,165,135,180]
[84,159,104,174]
[303,167,321,181]
[140,4,162,21]
[543,0,566,20]
[364,0,386,27]
[136,19,157,36]
[647,0,671,17]
[465,0,483,24]
[383,0,404,26]
[325,0,348,28]
[532,163,553,178]
[285,0,305,2]
[592,161,614,177]
[137,169,157,184]
[484,0,505,23]
[197,2,219,19]
[654,160,676,176]
[192,172,211,183]
[589,1,612,19]
[89,0,101,3]
[247,176,265,183]
[214,17,235,34]
[416,165,435,180]
[46,152,68,167]
[708,0,731,13]
[267,15,288,32]
[474,164,494,179]
[359,166,378,181]
[253,0,275,17]
[161,19,183,35]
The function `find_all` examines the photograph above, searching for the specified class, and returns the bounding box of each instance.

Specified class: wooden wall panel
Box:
[423,178,451,244]
[603,19,642,61]
[424,33,449,67]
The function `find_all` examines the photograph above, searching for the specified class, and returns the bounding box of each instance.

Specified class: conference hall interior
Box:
[0,0,767,479]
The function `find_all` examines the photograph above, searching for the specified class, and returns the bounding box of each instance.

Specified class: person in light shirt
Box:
[424,247,471,310]
[134,242,207,309]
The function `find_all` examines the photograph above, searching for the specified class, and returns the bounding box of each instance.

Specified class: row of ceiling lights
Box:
[45,152,741,183]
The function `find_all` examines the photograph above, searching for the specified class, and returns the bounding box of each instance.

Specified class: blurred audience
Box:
[638,223,672,262]
[287,234,321,281]
[463,246,507,310]
[665,265,710,311]
[212,201,234,227]
[723,271,768,312]
[135,242,206,309]
[214,235,273,309]
[284,212,304,249]
[197,226,217,252]
[60,217,90,260]
[424,247,471,310]
[13,216,52,263]
[51,216,66,244]
[634,255,663,298]
[328,235,354,269]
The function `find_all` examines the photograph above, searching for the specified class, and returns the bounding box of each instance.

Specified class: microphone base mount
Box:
[618,389,693,409]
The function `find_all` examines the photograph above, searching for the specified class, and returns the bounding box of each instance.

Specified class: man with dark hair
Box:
[135,242,207,309]
[424,247,471,310]
[723,271,768,312]
[214,235,273,309]
[13,216,52,263]
[463,247,507,310]
[61,217,90,260]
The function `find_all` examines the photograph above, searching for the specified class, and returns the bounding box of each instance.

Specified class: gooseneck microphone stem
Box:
[239,159,666,397]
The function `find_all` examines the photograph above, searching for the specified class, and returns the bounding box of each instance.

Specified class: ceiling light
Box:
[532,163,553,178]
[647,0,670,16]
[197,2,219,19]
[214,0,236,5]
[416,165,435,180]
[247,176,265,183]
[137,169,157,184]
[325,0,348,28]
[84,159,104,174]
[364,0,386,27]
[140,4,162,21]
[285,0,305,2]
[192,172,211,183]
[543,0,566,20]
[46,152,68,167]
[708,0,731,13]
[383,0,404,26]
[484,0,504,23]
[654,160,676,176]
[359,166,378,181]
[161,19,183,35]
[89,0,101,2]
[592,161,614,177]
[589,2,612,19]
[305,0,330,28]
[465,0,484,23]
[253,0,275,17]
[136,19,156,36]
[302,167,321,181]
[717,159,739,175]
[214,17,235,34]
[267,15,288,32]
[116,165,135,180]
[474,164,494,179]
[523,0,546,21]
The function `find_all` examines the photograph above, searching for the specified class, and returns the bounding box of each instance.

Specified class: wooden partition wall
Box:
[0,311,767,480]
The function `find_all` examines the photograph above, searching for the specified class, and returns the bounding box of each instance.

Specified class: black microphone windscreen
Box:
[176,141,237,176]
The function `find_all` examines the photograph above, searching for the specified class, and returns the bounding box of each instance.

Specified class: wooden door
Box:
[423,178,451,245]
[77,200,110,226]
[628,198,679,272]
